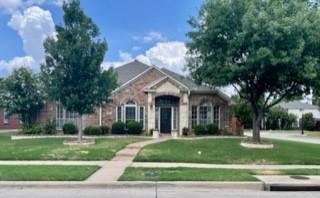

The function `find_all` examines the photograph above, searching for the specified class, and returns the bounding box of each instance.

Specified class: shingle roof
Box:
[278,101,319,110]
[114,60,230,102]
[114,60,151,85]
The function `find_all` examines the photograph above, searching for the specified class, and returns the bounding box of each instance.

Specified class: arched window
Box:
[125,100,136,124]
[199,101,212,125]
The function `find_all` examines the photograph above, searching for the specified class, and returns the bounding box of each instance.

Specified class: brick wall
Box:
[189,93,230,130]
[0,109,20,129]
[101,68,165,128]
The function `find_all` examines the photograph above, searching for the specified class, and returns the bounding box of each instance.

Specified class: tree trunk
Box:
[252,110,261,143]
[78,114,83,143]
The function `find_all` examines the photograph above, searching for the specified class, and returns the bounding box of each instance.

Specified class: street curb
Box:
[0,181,264,190]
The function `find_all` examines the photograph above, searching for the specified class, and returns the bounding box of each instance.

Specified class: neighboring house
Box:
[277,101,320,127]
[35,60,231,136]
[0,109,20,130]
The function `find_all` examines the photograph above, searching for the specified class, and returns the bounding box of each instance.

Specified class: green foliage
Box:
[187,0,320,142]
[23,125,43,135]
[112,121,125,134]
[193,124,206,135]
[206,124,219,135]
[182,127,190,136]
[42,119,56,135]
[0,68,44,128]
[266,107,297,130]
[62,123,78,135]
[41,0,117,140]
[84,125,103,135]
[100,125,109,135]
[302,113,316,131]
[127,121,143,135]
[230,95,252,128]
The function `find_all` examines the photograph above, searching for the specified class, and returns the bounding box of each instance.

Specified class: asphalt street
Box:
[0,187,319,198]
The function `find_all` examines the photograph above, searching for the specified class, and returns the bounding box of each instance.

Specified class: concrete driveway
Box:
[245,130,320,144]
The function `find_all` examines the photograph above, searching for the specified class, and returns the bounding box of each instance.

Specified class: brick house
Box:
[36,60,231,136]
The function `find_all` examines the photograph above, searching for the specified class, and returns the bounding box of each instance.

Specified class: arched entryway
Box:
[155,95,180,134]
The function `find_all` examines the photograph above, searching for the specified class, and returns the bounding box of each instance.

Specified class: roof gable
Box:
[114,60,150,85]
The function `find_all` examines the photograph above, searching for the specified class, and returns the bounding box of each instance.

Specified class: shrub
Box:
[127,121,143,135]
[84,125,102,135]
[42,119,56,135]
[100,125,109,135]
[206,123,219,135]
[302,113,316,131]
[193,124,206,135]
[62,123,78,135]
[182,127,190,136]
[111,121,125,134]
[23,125,43,135]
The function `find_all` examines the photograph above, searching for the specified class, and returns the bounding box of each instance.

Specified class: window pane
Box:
[155,107,159,130]
[213,106,220,126]
[126,106,136,123]
[199,102,212,125]
[117,106,122,121]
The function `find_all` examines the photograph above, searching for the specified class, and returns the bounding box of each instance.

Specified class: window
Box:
[155,107,160,130]
[3,110,9,124]
[56,101,77,130]
[213,105,220,127]
[172,107,178,130]
[125,100,136,124]
[116,106,122,121]
[191,106,197,128]
[199,102,212,125]
[139,106,145,129]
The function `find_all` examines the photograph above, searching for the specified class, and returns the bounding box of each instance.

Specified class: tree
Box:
[231,95,252,129]
[41,0,117,142]
[265,107,297,130]
[301,113,316,131]
[187,0,320,143]
[0,67,44,128]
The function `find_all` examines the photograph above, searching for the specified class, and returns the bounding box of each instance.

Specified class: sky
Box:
[0,0,204,77]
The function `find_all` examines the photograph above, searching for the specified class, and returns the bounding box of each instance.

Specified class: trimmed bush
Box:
[100,125,109,135]
[127,121,142,135]
[42,119,56,134]
[194,124,206,135]
[62,123,78,135]
[182,127,190,136]
[302,113,316,131]
[84,125,102,135]
[23,125,43,135]
[206,124,219,135]
[112,121,125,134]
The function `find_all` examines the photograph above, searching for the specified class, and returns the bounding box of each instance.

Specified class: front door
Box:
[160,108,171,133]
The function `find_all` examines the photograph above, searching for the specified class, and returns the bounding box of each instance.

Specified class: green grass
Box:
[135,138,320,165]
[0,133,147,160]
[119,167,258,181]
[0,165,99,181]
[119,167,320,181]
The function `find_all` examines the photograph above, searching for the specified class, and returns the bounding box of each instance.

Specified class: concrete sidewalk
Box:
[131,162,320,170]
[86,138,168,182]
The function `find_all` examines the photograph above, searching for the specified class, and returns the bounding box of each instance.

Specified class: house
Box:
[34,60,231,136]
[0,109,20,130]
[277,101,320,127]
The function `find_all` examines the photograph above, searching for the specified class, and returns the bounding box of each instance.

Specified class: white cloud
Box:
[0,56,36,76]
[0,0,64,13]
[8,6,55,62]
[103,41,188,75]
[0,0,22,13]
[132,31,167,43]
[137,41,188,74]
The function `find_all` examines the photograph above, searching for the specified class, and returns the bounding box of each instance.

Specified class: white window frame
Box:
[171,107,178,130]
[124,100,137,124]
[55,101,77,130]
[213,105,220,128]
[199,101,212,125]
[139,106,145,129]
[116,105,123,122]
[3,109,9,124]
[191,105,198,128]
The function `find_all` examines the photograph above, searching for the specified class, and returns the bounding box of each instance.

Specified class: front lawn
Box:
[0,133,147,160]
[120,167,320,181]
[135,138,320,165]
[0,165,99,181]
